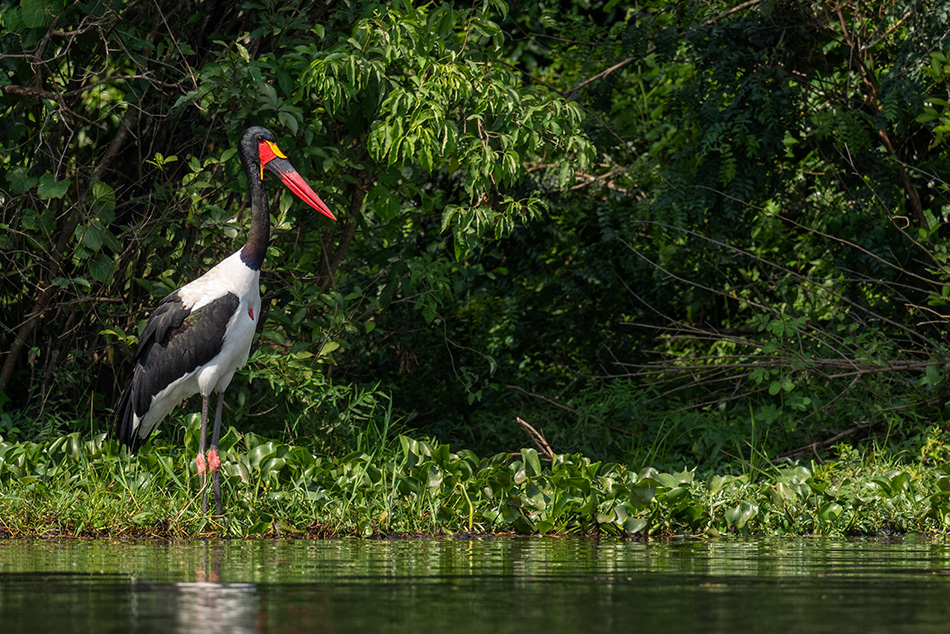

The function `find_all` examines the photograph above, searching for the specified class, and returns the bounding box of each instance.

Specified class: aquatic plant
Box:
[0,428,945,538]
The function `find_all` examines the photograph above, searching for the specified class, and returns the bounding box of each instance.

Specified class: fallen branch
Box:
[516,417,555,461]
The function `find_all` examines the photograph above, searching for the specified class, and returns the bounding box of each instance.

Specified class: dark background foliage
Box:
[2,0,950,473]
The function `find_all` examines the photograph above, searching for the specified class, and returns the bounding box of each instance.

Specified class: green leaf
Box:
[623,516,648,534]
[91,181,116,215]
[130,511,156,525]
[724,502,757,529]
[20,0,51,28]
[247,519,271,535]
[818,502,843,523]
[278,110,299,135]
[7,167,39,194]
[37,174,71,200]
[708,475,733,494]
[249,442,277,469]
[318,341,340,357]
[89,253,114,283]
[521,447,541,478]
[79,222,105,251]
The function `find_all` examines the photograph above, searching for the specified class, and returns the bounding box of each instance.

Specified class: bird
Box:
[114,126,336,515]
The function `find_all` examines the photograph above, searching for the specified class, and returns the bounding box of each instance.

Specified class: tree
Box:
[0,0,592,448]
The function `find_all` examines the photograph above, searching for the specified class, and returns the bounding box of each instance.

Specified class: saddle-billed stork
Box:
[114,126,336,514]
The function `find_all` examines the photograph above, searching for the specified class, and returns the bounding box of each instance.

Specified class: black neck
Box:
[240,158,270,271]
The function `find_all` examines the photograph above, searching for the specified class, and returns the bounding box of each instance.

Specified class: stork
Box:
[114,126,336,515]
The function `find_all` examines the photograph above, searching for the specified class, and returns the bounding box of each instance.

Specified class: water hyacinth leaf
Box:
[535,519,554,534]
[399,435,429,466]
[262,457,286,475]
[678,502,707,528]
[223,461,251,484]
[218,427,241,453]
[770,482,796,507]
[182,413,202,453]
[453,457,474,481]
[365,463,382,484]
[630,484,656,507]
[428,466,443,488]
[396,473,420,495]
[725,502,757,529]
[244,432,266,450]
[481,508,501,524]
[249,442,278,469]
[45,436,69,457]
[436,506,454,523]
[708,475,730,494]
[561,477,591,494]
[673,470,694,484]
[818,502,843,523]
[525,482,546,510]
[62,435,82,458]
[623,517,648,534]
[664,487,687,503]
[521,448,541,478]
[283,446,316,468]
[514,467,527,485]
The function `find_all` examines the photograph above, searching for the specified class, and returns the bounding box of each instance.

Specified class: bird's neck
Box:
[240,175,270,270]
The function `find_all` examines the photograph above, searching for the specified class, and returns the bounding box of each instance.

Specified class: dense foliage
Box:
[3,427,950,537]
[3,0,950,497]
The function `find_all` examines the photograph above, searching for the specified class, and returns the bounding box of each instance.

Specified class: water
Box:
[1,537,950,633]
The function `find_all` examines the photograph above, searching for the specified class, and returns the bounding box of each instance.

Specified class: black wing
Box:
[114,291,240,450]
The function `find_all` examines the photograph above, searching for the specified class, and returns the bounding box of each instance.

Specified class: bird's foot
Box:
[196,454,207,476]
[207,449,221,473]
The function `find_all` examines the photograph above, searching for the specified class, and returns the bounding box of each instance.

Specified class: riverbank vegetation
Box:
[3,0,950,536]
[4,424,950,537]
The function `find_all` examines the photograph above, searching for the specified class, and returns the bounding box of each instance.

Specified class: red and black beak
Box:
[259,139,336,221]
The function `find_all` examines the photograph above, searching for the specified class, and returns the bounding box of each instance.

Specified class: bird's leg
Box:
[199,393,210,514]
[209,390,225,516]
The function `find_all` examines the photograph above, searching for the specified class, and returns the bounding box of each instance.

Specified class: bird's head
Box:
[241,126,337,221]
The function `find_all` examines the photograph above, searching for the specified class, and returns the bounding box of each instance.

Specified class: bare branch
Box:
[516,417,555,461]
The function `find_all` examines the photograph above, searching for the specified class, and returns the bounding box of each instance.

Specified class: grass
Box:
[2,423,950,539]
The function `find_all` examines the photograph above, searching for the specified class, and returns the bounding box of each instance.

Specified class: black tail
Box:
[113,381,143,453]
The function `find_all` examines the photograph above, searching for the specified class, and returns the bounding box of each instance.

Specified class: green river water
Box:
[1,537,949,633]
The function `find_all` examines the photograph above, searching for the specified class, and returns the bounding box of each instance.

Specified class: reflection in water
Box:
[171,541,259,634]
[3,538,950,634]
[171,582,258,634]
